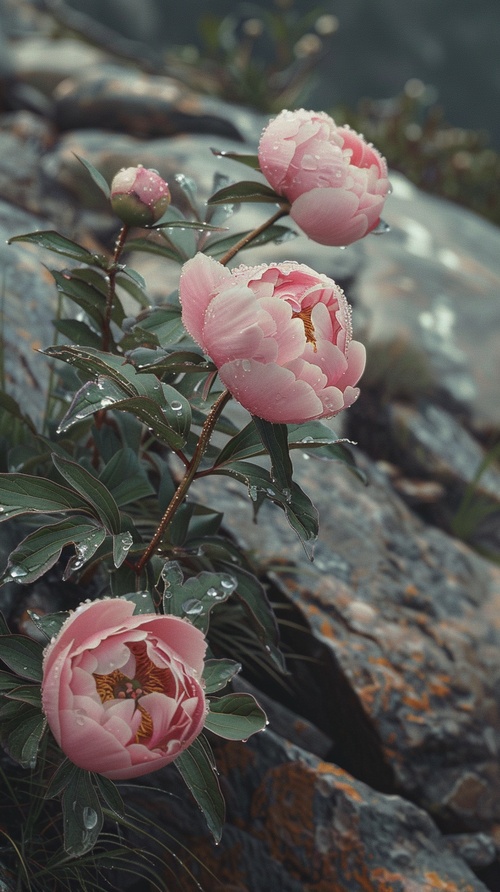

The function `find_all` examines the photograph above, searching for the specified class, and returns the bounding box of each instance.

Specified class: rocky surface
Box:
[1,6,500,889]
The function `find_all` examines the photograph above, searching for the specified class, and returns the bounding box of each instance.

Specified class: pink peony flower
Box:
[179,253,365,424]
[41,599,207,779]
[258,109,389,246]
[110,165,170,227]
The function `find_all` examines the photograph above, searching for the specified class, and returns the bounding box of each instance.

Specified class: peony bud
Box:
[110,165,170,227]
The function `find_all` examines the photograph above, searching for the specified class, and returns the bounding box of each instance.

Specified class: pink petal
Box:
[201,285,264,364]
[179,253,231,346]
[340,340,366,388]
[290,188,367,246]
[219,359,323,423]
[135,615,207,676]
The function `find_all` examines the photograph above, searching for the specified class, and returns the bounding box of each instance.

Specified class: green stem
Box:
[218,206,289,266]
[102,224,129,351]
[135,389,232,573]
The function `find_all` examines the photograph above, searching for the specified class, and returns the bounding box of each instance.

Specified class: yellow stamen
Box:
[292,306,317,351]
[93,641,175,745]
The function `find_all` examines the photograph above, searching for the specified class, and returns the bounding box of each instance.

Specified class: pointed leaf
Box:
[204,693,267,740]
[208,181,283,205]
[228,563,284,672]
[99,448,154,507]
[125,591,157,615]
[94,775,125,819]
[203,659,241,694]
[73,154,111,198]
[210,148,260,169]
[252,417,293,494]
[4,709,46,768]
[205,224,295,258]
[52,454,121,534]
[5,684,42,707]
[2,518,106,585]
[8,231,107,267]
[28,611,68,641]
[61,768,104,856]
[213,461,318,555]
[0,635,44,681]
[112,531,134,568]
[162,567,238,633]
[175,734,225,843]
[122,237,184,264]
[0,473,93,522]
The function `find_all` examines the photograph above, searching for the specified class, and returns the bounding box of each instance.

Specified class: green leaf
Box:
[52,318,102,349]
[2,518,107,585]
[52,454,121,534]
[204,693,267,740]
[207,181,284,205]
[214,420,264,466]
[203,659,241,694]
[94,775,125,819]
[8,231,108,267]
[4,709,46,768]
[122,237,184,264]
[0,392,36,435]
[161,564,238,633]
[129,306,185,347]
[0,669,20,692]
[58,378,188,450]
[175,734,225,843]
[0,635,44,681]
[61,768,104,856]
[73,154,111,198]
[212,461,318,555]
[210,149,260,169]
[5,683,42,707]
[0,473,92,522]
[205,224,295,258]
[124,591,157,615]
[112,531,134,568]
[115,269,151,309]
[252,417,293,494]
[152,219,226,232]
[28,611,68,642]
[228,563,284,672]
[99,448,154,507]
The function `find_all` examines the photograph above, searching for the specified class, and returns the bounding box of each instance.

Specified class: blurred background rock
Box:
[59,0,500,148]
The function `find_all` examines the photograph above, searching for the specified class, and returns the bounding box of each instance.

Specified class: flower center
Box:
[292,306,317,351]
[93,641,175,743]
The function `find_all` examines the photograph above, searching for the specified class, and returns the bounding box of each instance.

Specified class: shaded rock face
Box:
[1,11,500,889]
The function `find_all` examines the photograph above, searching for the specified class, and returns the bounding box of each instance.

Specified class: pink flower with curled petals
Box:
[41,599,207,780]
[179,253,365,424]
[258,109,389,246]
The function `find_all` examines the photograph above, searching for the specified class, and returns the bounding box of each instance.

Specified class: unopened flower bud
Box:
[110,165,170,227]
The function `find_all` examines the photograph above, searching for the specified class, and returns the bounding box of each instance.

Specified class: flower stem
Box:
[102,224,129,351]
[218,206,289,267]
[135,389,232,573]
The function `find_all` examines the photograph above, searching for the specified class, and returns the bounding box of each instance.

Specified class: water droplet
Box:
[74,709,86,727]
[302,154,318,171]
[241,359,251,372]
[220,574,237,593]
[182,598,204,616]
[170,400,183,414]
[9,565,28,579]
[372,219,391,235]
[82,807,98,830]
[248,485,258,501]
